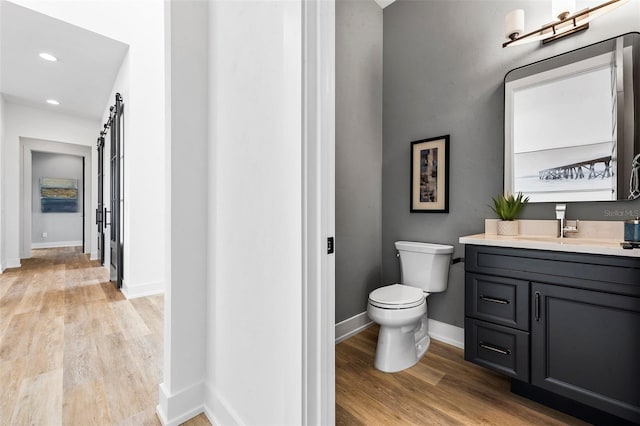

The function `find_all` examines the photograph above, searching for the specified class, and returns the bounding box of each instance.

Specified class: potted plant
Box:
[490,192,529,236]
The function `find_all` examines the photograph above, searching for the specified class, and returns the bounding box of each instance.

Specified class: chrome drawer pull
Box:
[479,295,510,305]
[479,341,511,355]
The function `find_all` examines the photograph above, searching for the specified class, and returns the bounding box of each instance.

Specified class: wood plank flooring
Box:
[336,325,589,425]
[0,247,163,425]
[2,247,589,425]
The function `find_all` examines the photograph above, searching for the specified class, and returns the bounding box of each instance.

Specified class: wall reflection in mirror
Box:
[504,32,640,203]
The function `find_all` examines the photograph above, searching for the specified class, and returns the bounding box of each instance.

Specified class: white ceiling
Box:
[0,1,129,120]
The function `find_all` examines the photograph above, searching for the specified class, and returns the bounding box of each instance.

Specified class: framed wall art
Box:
[40,177,78,213]
[410,135,449,213]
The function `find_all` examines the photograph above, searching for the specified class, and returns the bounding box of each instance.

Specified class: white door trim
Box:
[20,137,93,260]
[301,0,335,424]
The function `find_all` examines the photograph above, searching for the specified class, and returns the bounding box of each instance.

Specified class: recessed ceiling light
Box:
[46,99,60,105]
[39,52,58,62]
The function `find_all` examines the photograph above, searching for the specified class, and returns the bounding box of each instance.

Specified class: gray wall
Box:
[336,0,383,323]
[32,151,83,246]
[382,0,640,327]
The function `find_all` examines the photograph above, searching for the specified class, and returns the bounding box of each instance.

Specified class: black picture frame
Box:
[410,135,450,213]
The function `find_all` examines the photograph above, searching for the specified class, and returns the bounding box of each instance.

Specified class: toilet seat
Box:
[368,284,425,309]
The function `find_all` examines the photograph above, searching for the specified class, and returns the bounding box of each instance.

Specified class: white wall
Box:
[0,95,5,270]
[2,102,98,266]
[31,152,83,247]
[162,2,334,425]
[157,1,208,424]
[205,2,303,424]
[11,0,166,297]
[161,2,307,424]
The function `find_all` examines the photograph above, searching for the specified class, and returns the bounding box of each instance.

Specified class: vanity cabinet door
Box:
[531,282,640,424]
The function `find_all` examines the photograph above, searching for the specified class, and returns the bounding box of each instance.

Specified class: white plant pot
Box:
[485,219,500,235]
[497,220,519,236]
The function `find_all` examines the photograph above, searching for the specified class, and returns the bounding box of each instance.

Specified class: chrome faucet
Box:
[555,203,566,222]
[555,203,579,239]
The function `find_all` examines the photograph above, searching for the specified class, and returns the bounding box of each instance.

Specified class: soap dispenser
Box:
[624,217,640,242]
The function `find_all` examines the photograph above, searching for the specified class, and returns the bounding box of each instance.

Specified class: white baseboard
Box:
[5,258,21,270]
[428,318,464,349]
[204,404,221,425]
[336,311,464,349]
[204,382,245,426]
[335,311,373,344]
[31,241,82,249]
[121,280,164,299]
[90,251,99,261]
[157,381,204,426]
[202,407,217,426]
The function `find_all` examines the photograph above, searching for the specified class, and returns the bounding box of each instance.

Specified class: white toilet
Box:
[367,241,453,373]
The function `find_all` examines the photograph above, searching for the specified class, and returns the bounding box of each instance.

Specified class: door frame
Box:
[20,137,93,259]
[301,0,335,423]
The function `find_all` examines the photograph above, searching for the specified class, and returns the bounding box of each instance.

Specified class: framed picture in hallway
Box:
[40,177,79,213]
[410,135,449,213]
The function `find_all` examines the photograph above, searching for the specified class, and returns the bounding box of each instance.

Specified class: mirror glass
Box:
[504,32,640,202]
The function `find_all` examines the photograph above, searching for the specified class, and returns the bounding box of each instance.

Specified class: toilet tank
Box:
[395,241,454,292]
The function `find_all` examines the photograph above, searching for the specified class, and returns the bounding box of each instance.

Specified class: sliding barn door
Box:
[96,136,105,264]
[109,94,124,288]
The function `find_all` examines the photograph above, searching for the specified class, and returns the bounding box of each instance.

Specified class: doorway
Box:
[20,138,93,260]
[30,151,85,252]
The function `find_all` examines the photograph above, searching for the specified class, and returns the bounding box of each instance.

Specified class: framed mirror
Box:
[504,32,640,203]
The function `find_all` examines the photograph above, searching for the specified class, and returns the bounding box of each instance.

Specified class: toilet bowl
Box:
[367,241,453,373]
[367,285,429,372]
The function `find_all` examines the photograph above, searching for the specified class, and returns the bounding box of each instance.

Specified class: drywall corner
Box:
[121,279,164,299]
[157,381,204,426]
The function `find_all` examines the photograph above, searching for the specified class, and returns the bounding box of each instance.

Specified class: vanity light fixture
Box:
[46,99,60,105]
[503,0,630,48]
[38,52,58,62]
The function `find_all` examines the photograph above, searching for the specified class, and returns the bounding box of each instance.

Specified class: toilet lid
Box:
[369,284,425,309]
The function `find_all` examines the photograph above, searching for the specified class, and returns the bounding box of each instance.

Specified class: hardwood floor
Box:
[182,414,212,425]
[1,248,589,425]
[336,325,590,426]
[0,247,163,425]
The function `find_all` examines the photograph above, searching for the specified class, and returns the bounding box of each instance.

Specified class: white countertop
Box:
[459,234,640,258]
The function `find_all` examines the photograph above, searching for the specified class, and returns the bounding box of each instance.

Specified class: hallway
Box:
[0,247,162,425]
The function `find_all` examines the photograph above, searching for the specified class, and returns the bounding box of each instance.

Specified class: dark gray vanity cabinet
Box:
[464,245,640,424]
[531,282,640,422]
[464,273,530,381]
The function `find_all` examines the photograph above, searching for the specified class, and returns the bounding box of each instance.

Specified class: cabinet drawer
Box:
[465,318,529,382]
[465,273,529,330]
